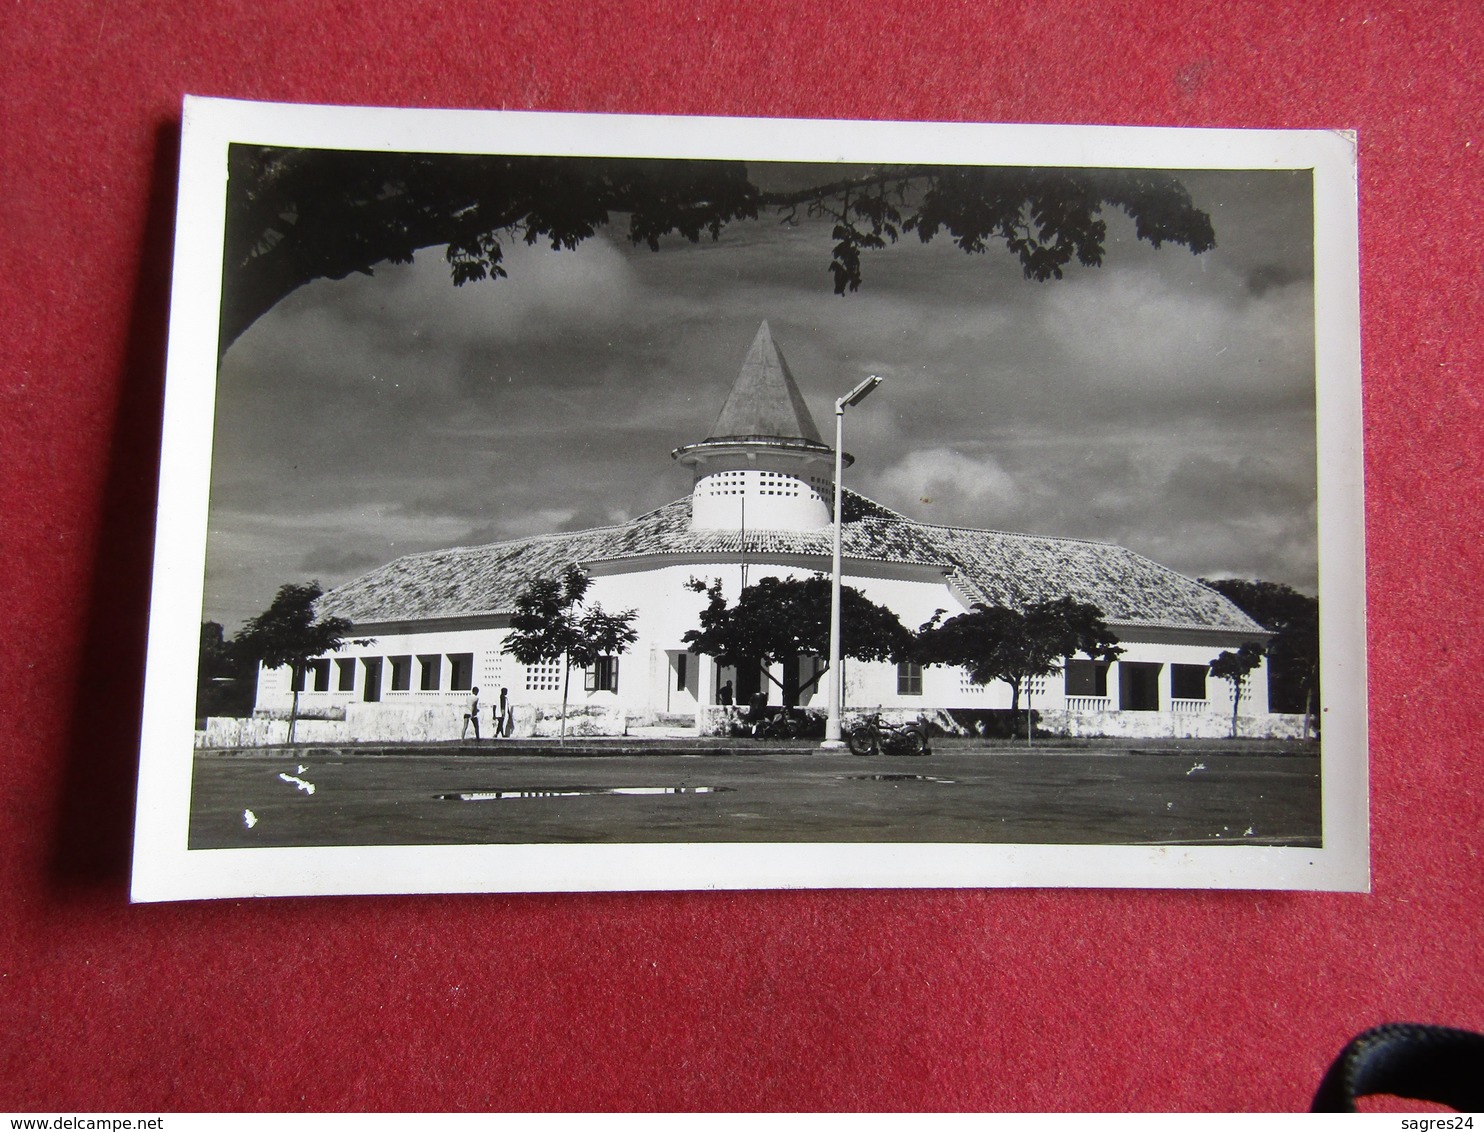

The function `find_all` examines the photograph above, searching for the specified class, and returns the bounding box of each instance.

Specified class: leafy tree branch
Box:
[916,597,1123,744]
[1208,641,1267,739]
[232,581,371,743]
[501,564,638,741]
[682,575,914,703]
[219,147,1217,358]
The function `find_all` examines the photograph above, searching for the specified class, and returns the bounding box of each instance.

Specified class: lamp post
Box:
[821,374,882,749]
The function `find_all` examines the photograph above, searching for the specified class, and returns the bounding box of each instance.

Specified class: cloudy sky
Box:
[203,163,1316,630]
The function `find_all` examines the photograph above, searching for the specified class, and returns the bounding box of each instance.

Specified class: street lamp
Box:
[821,374,882,749]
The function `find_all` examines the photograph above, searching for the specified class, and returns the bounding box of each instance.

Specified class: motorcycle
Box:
[728,705,816,741]
[846,712,931,757]
[752,708,815,740]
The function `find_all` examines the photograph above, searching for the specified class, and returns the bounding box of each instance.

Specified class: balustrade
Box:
[1065,695,1112,713]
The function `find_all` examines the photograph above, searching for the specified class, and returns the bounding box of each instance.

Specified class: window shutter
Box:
[584,666,597,692]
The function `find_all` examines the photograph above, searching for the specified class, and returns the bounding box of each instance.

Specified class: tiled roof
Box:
[319,491,1264,635]
[924,525,1265,632]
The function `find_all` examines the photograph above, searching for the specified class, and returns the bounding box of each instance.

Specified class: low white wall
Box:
[527,704,627,738]
[195,716,352,747]
[197,707,1307,747]
[196,701,631,747]
[346,703,470,742]
[1038,709,1310,740]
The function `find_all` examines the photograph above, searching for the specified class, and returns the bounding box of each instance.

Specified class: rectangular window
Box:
[389,655,412,692]
[362,657,382,702]
[309,658,332,692]
[897,661,923,696]
[1119,662,1162,712]
[1064,659,1110,697]
[418,654,442,691]
[1171,664,1208,700]
[584,655,620,693]
[291,664,307,693]
[675,652,688,691]
[448,653,474,692]
[336,658,356,692]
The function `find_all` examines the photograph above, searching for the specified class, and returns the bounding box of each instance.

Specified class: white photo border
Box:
[131,97,1367,901]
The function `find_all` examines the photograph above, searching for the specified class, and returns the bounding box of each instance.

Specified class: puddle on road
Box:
[841,774,958,783]
[437,786,732,801]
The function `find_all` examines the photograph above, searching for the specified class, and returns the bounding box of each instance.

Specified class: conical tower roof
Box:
[702,321,826,445]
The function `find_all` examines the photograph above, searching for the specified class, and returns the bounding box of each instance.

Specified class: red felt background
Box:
[1,0,1480,1113]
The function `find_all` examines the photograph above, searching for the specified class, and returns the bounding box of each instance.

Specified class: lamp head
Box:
[838,374,882,409]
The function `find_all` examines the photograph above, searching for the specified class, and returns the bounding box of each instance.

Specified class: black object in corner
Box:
[1312,1023,1484,1112]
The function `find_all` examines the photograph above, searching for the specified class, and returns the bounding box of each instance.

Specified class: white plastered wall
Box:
[251,562,1274,731]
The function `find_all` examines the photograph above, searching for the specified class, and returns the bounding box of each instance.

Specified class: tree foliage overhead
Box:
[818,165,1216,294]
[916,597,1124,714]
[222,147,760,354]
[220,146,1217,355]
[682,574,915,672]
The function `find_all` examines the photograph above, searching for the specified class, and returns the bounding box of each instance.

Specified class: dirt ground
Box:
[187,740,1322,850]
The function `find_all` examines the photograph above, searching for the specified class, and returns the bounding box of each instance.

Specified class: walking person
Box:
[492,687,510,738]
[462,687,481,740]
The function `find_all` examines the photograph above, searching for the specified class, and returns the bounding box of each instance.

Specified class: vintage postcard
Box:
[131,98,1366,900]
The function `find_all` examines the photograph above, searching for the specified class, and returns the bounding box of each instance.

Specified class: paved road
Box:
[188,742,1322,850]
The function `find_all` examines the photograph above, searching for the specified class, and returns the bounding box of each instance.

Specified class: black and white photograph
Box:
[132,100,1366,899]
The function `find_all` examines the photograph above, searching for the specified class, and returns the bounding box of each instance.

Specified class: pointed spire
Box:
[703,321,825,444]
[673,322,843,532]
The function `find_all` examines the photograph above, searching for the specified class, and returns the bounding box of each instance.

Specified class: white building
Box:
[246,322,1285,742]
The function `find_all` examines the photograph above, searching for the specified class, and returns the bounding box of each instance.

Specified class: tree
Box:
[1202,578,1319,736]
[682,575,914,707]
[502,564,638,741]
[233,581,363,743]
[1208,642,1266,739]
[917,598,1123,744]
[219,147,1217,355]
[196,620,256,719]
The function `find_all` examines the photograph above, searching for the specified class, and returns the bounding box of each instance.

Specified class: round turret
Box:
[672,322,848,532]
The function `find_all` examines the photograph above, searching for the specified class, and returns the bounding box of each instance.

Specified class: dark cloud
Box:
[1243,262,1313,297]
[299,545,394,576]
[202,164,1320,629]
[556,506,627,533]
